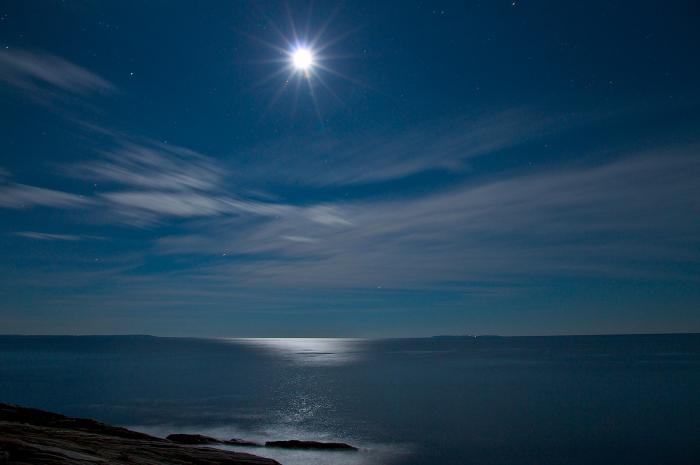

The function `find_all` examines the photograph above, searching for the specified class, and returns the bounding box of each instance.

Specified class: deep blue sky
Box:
[1,1,699,337]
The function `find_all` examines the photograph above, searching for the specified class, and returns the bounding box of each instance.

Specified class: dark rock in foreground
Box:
[226,438,262,447]
[167,433,224,444]
[0,403,280,465]
[167,433,261,447]
[265,440,358,451]
[0,402,157,441]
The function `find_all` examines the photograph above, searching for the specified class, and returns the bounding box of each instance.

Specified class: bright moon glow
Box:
[292,48,314,70]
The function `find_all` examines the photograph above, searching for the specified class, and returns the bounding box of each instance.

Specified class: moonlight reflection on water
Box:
[227,338,367,365]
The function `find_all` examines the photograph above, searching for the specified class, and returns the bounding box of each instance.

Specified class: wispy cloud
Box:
[3,139,699,334]
[0,49,114,96]
[5,119,698,297]
[282,235,318,244]
[75,141,224,192]
[154,148,700,288]
[14,231,104,241]
[64,138,235,224]
[62,137,354,227]
[233,109,558,186]
[102,190,230,219]
[98,188,352,227]
[0,182,91,209]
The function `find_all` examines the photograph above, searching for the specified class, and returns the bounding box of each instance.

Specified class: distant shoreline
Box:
[1,332,699,339]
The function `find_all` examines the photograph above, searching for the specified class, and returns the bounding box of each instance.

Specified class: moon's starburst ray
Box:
[313,62,370,89]
[308,3,344,49]
[235,28,291,56]
[244,66,292,93]
[253,5,295,50]
[285,3,301,45]
[313,25,365,53]
[304,71,324,125]
[259,70,297,122]
[291,74,303,116]
[314,52,366,62]
[302,3,314,46]
[313,71,343,106]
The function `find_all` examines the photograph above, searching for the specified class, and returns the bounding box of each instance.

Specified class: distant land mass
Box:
[431,334,502,339]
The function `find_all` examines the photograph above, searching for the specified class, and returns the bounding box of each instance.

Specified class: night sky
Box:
[1,1,699,337]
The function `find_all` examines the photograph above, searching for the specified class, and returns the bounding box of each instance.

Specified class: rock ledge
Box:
[0,403,279,465]
[265,440,358,451]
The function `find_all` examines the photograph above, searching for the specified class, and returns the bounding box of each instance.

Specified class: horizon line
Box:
[1,332,699,339]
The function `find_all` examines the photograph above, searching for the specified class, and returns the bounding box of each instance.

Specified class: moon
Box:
[292,48,314,71]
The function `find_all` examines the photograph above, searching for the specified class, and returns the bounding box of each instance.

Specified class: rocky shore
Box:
[0,403,279,465]
[0,403,359,464]
[166,434,357,451]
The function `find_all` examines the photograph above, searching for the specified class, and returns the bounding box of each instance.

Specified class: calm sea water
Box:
[1,335,699,465]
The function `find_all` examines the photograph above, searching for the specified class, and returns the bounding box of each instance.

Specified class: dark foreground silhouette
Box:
[166,433,358,451]
[0,403,280,465]
[167,433,262,447]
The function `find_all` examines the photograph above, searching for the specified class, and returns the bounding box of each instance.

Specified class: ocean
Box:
[1,334,699,465]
